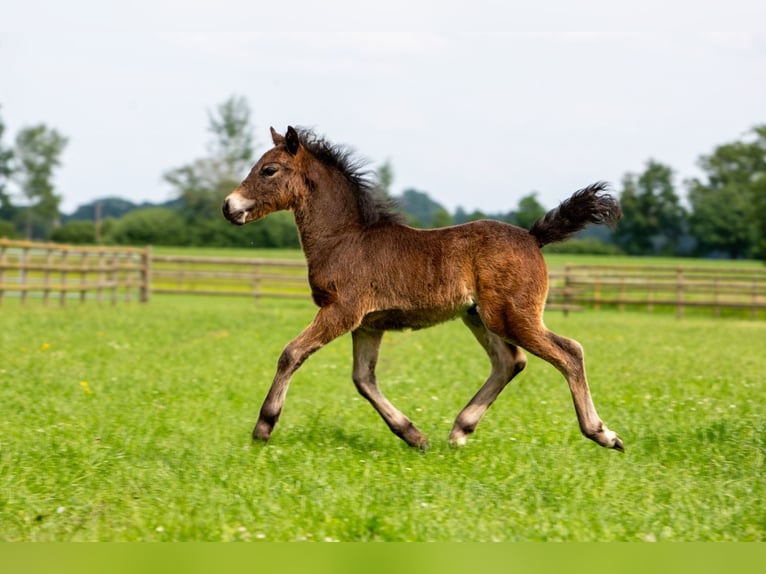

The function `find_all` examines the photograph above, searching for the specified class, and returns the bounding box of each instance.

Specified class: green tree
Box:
[687,125,766,259]
[512,192,547,229]
[207,96,256,172]
[13,124,68,239]
[398,188,451,227]
[106,208,188,246]
[0,108,14,220]
[465,209,487,222]
[65,197,146,222]
[50,220,96,244]
[164,95,256,222]
[376,160,394,197]
[431,208,454,228]
[0,220,16,239]
[612,160,685,255]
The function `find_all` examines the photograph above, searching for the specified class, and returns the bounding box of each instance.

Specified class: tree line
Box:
[1,99,764,260]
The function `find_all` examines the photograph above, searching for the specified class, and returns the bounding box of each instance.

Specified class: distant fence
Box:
[151,254,308,299]
[547,264,766,319]
[0,238,150,304]
[3,239,765,319]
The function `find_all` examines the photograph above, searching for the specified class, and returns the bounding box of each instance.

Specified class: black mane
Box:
[296,128,406,228]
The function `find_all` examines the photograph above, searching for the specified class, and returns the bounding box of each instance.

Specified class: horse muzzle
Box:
[222,192,255,226]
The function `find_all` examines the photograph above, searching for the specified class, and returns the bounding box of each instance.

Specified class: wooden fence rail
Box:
[0,238,150,304]
[150,254,308,299]
[2,239,765,319]
[547,264,766,319]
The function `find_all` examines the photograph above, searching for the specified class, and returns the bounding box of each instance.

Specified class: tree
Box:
[687,184,754,258]
[398,188,451,227]
[511,192,547,229]
[465,209,488,222]
[206,96,256,172]
[164,96,256,222]
[687,125,766,259]
[65,197,148,222]
[612,160,685,255]
[50,220,97,244]
[106,208,188,246]
[0,108,16,221]
[376,160,394,198]
[13,124,68,238]
[430,208,453,228]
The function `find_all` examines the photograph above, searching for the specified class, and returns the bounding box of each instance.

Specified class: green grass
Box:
[542,252,765,272]
[151,245,304,260]
[1,296,764,541]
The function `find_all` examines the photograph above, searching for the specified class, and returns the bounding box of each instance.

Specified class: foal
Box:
[223,126,624,452]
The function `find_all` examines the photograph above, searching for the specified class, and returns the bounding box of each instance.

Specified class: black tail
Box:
[528,182,622,248]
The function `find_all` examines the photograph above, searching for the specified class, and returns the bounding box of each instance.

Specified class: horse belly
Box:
[360,304,470,331]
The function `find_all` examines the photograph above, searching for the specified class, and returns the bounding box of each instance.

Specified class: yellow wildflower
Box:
[41,343,51,351]
[79,381,93,395]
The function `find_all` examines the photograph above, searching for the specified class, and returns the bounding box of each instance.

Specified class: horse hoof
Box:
[448,434,468,448]
[252,421,273,442]
[414,439,430,452]
[612,435,625,452]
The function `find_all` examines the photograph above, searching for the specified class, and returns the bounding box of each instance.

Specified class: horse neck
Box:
[292,170,363,260]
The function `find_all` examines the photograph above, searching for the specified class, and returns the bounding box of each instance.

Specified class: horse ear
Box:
[270,127,285,146]
[285,126,300,155]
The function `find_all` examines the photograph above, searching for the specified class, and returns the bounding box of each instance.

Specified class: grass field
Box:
[1,294,764,541]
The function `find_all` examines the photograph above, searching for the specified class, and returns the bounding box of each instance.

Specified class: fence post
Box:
[141,245,152,303]
[0,239,6,305]
[97,250,105,305]
[79,251,88,303]
[109,251,118,305]
[252,263,262,300]
[676,267,684,319]
[713,275,720,318]
[752,277,759,321]
[59,249,69,306]
[43,247,53,306]
[618,276,626,312]
[563,264,572,317]
[20,245,29,304]
[594,272,601,312]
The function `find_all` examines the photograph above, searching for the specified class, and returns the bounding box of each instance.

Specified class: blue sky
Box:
[2,0,765,214]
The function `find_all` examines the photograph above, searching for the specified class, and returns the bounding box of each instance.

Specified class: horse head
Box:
[222,126,305,225]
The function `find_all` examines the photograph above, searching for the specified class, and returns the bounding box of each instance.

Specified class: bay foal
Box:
[223,126,624,452]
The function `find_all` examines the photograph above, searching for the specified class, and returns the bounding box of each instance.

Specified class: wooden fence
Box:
[3,238,765,319]
[547,264,766,319]
[0,238,150,304]
[150,254,308,299]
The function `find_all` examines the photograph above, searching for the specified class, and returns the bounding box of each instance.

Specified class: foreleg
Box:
[254,305,359,442]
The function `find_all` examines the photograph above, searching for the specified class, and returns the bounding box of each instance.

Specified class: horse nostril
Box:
[222,196,248,225]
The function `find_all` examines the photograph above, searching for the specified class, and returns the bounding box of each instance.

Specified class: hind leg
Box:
[449,310,528,447]
[485,310,623,450]
[527,326,622,450]
[352,328,429,449]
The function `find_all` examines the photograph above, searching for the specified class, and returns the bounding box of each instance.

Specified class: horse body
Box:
[305,217,548,330]
[223,126,624,452]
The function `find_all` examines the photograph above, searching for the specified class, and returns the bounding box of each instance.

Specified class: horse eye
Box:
[261,166,278,177]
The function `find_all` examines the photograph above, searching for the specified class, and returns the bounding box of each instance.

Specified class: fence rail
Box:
[547,264,766,319]
[0,238,150,304]
[3,239,765,319]
[150,254,308,299]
